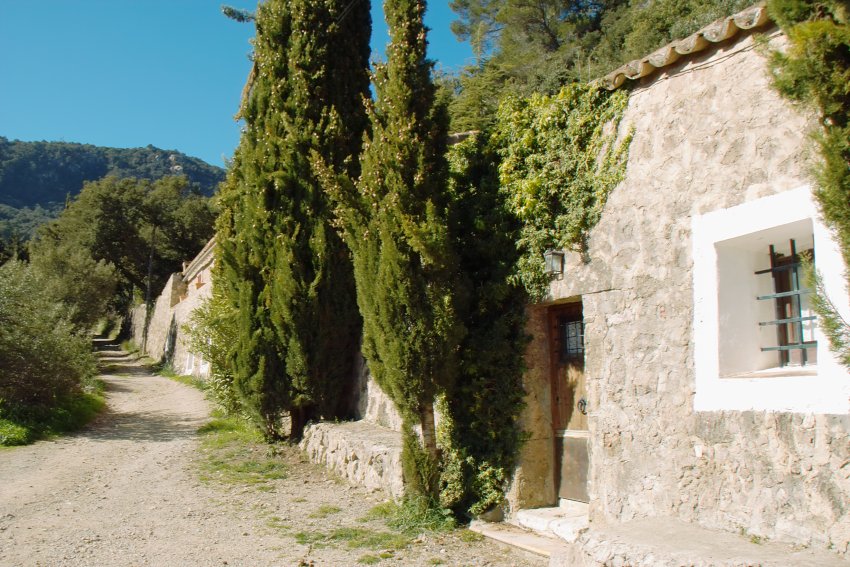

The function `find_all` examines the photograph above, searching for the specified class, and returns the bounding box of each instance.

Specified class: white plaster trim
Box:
[692,186,850,414]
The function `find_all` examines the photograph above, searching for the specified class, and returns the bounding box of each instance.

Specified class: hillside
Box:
[0,137,225,209]
[0,137,225,244]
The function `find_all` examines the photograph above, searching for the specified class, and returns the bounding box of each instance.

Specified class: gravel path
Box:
[0,344,540,567]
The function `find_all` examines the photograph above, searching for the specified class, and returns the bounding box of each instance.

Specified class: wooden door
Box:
[549,302,588,502]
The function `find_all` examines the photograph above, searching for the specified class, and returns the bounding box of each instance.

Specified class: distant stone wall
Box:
[130,240,214,378]
[510,28,850,557]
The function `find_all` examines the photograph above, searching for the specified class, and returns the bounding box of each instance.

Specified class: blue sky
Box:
[0,1,473,168]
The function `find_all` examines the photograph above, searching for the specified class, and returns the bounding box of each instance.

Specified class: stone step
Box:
[514,501,590,543]
[469,520,571,562]
[553,517,850,567]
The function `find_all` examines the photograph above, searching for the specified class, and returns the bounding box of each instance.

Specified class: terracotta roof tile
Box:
[602,2,771,90]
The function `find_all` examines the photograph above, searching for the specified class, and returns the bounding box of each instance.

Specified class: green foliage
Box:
[402,423,443,497]
[768,0,849,29]
[606,0,753,71]
[317,0,464,498]
[184,290,241,414]
[495,83,631,298]
[222,5,255,22]
[0,418,30,446]
[367,496,456,534]
[0,391,105,447]
[445,0,753,128]
[319,7,527,513]
[767,0,850,368]
[34,175,215,312]
[804,260,850,367]
[437,133,528,517]
[215,0,370,439]
[310,504,343,518]
[449,0,502,62]
[294,526,412,551]
[0,137,223,253]
[0,203,61,245]
[197,415,288,486]
[444,64,508,132]
[28,240,118,331]
[0,260,98,411]
[0,137,223,210]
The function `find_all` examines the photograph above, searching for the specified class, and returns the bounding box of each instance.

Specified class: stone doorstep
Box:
[469,520,571,562]
[513,501,591,543]
[552,517,850,567]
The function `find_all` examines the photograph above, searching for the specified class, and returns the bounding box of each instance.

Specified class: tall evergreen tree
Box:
[216,0,371,439]
[318,0,465,497]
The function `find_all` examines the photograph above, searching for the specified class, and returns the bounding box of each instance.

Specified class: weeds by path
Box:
[197,416,287,489]
[192,416,532,566]
[0,386,105,446]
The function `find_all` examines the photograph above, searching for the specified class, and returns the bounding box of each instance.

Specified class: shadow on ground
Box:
[78,338,206,443]
[85,408,204,443]
[94,339,154,377]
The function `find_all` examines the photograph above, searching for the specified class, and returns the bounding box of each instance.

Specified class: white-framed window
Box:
[692,186,850,413]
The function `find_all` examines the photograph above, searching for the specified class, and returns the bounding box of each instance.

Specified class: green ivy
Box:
[438,133,528,518]
[495,83,632,298]
[767,0,850,366]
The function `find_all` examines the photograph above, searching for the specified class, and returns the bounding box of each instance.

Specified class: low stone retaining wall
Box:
[300,421,404,498]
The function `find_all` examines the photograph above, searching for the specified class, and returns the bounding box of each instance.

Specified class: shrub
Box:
[184,291,241,414]
[0,260,97,410]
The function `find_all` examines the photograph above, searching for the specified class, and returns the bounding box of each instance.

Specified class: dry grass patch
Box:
[197,417,287,486]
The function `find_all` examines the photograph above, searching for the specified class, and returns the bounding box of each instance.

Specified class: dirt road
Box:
[0,345,538,567]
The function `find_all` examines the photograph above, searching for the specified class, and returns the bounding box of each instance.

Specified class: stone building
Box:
[494,3,850,564]
[133,5,850,561]
[130,237,215,378]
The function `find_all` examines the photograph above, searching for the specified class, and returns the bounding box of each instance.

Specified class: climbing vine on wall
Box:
[438,133,528,518]
[767,0,850,366]
[495,83,632,299]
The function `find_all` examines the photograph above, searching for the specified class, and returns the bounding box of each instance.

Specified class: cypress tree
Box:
[216,0,370,439]
[439,133,528,518]
[318,0,465,497]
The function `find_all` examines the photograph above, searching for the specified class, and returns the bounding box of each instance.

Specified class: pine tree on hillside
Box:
[318,0,466,497]
[215,0,370,439]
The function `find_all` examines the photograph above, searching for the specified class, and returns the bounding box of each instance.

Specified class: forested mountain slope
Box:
[0,137,224,244]
[0,137,225,209]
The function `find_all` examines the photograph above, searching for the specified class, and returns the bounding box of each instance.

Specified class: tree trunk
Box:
[419,400,438,459]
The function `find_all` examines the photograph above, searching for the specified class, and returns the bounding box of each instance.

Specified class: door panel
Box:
[558,434,589,501]
[560,361,587,431]
[549,302,588,503]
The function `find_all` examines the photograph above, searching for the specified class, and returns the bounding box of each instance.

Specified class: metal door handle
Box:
[577,398,587,415]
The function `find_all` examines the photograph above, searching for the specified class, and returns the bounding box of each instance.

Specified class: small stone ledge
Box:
[299,420,404,498]
[551,517,849,567]
[514,501,590,543]
[469,520,570,561]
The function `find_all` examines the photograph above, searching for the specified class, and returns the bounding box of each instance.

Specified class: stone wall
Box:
[130,240,214,378]
[509,27,850,557]
[352,354,404,432]
[299,352,405,498]
[299,421,404,498]
[130,272,185,363]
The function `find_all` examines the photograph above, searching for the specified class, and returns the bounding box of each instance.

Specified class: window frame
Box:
[692,186,850,414]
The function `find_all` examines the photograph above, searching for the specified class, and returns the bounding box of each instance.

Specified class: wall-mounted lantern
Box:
[543,248,565,277]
